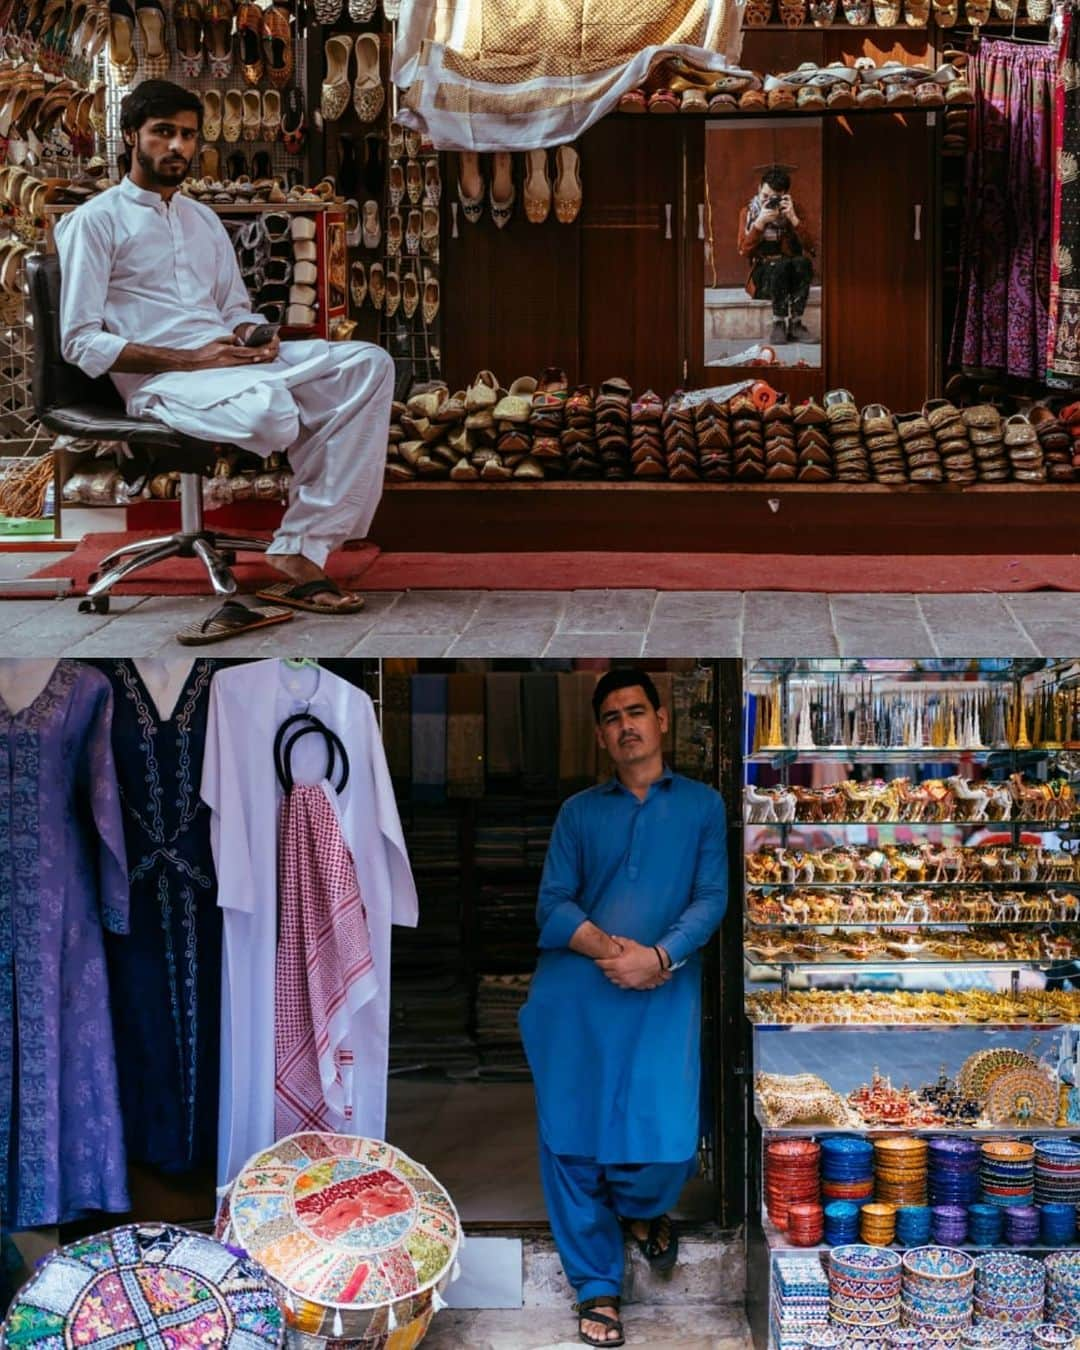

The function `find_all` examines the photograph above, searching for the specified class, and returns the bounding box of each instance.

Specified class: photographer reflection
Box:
[737,164,815,346]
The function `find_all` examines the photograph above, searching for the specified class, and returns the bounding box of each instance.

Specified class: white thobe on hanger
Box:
[200,660,418,1187]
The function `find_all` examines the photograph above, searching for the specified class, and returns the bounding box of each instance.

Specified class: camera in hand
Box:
[764,194,782,211]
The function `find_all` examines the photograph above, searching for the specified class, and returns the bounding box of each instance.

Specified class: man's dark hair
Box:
[760,166,791,193]
[591,668,662,722]
[120,80,203,138]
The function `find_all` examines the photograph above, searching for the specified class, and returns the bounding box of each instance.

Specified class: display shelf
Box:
[746,660,1051,679]
[754,1110,1080,1134]
[749,1020,1078,1030]
[610,104,944,121]
[747,880,1071,890]
[741,820,1078,831]
[746,747,1064,765]
[762,1217,1079,1255]
[746,958,1069,972]
[746,918,1080,928]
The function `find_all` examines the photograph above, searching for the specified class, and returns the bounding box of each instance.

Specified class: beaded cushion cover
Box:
[218,1133,460,1330]
[0,1224,285,1350]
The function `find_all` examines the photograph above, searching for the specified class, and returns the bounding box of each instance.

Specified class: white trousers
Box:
[142,341,394,570]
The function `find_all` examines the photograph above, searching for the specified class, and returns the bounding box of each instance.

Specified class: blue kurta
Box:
[519,768,728,1165]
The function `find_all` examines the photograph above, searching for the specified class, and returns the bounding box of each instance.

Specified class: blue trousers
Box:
[539,1138,696,1303]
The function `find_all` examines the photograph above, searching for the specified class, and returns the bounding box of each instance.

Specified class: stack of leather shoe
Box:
[793,399,832,481]
[531,367,569,475]
[1003,412,1046,482]
[390,384,455,480]
[764,398,797,481]
[861,404,907,484]
[825,390,870,483]
[563,385,602,478]
[462,371,508,479]
[662,399,700,480]
[924,398,976,484]
[896,408,943,483]
[694,397,732,480]
[493,377,541,479]
[1031,406,1075,482]
[595,377,633,480]
[961,404,1008,482]
[631,390,666,478]
[731,391,766,481]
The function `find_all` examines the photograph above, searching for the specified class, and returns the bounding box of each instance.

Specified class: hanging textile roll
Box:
[381,673,412,786]
[446,673,485,798]
[411,674,448,802]
[522,672,560,794]
[0,1224,285,1350]
[217,1132,461,1350]
[485,672,523,777]
[558,671,598,795]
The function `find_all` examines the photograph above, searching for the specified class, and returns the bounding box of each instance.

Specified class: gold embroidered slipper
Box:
[176,600,294,646]
[255,578,366,613]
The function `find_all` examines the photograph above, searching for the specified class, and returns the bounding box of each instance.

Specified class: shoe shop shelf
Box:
[609,104,944,120]
[372,482,1080,554]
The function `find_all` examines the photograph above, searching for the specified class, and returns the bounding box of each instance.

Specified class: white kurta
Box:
[201,660,418,1187]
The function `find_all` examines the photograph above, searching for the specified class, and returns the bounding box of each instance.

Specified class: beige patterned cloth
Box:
[393,0,746,150]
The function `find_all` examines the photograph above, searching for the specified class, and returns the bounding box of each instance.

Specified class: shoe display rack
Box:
[740,658,1080,1350]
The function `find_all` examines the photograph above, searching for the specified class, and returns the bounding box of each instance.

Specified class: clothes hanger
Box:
[283,656,319,668]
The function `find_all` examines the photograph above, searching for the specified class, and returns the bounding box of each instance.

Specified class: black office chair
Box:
[27,251,270,614]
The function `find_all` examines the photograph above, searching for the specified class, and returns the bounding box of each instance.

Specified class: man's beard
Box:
[135,145,190,187]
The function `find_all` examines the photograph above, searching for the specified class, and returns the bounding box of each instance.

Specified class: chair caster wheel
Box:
[78,595,109,615]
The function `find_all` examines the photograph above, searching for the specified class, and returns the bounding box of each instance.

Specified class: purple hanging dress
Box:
[0,660,130,1229]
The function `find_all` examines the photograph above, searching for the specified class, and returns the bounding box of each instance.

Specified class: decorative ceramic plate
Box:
[0,1224,284,1350]
[959,1049,1041,1100]
[218,1131,461,1342]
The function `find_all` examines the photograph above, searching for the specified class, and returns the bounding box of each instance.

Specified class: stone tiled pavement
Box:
[421,1304,751,1349]
[1,564,1078,655]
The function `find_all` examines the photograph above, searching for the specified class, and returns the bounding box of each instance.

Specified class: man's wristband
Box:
[653,944,667,972]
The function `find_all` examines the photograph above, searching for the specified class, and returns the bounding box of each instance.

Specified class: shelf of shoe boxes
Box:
[741,663,1080,1349]
[0,31,106,536]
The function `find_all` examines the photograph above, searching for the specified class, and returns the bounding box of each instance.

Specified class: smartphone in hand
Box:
[243,323,281,348]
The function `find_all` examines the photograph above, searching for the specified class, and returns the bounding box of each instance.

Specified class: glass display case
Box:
[741,659,1080,1350]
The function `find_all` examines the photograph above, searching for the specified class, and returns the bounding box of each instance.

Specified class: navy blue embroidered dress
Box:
[98,661,222,1173]
[0,661,130,1229]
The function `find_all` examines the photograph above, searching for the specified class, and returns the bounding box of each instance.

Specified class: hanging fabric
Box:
[273,713,378,1137]
[411,674,448,802]
[392,0,747,151]
[97,660,221,1175]
[0,661,130,1229]
[1048,9,1080,384]
[446,673,485,798]
[202,660,418,1187]
[951,37,1056,382]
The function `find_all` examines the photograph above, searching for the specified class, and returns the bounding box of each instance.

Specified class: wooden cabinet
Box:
[441,119,685,393]
[823,111,934,411]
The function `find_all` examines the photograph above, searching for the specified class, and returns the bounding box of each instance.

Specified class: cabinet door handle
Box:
[698,203,705,240]
[664,203,673,240]
[913,203,922,242]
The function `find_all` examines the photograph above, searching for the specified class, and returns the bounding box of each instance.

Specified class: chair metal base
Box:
[80,529,270,613]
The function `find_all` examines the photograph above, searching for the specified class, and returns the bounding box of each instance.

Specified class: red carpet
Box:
[22,533,1080,592]
[29,533,381,594]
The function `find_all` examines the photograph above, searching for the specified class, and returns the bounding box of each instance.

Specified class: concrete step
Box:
[460,1226,745,1309]
[705,285,823,343]
[423,1302,752,1349]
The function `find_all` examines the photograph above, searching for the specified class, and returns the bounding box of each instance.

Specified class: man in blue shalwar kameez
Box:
[519,669,728,1348]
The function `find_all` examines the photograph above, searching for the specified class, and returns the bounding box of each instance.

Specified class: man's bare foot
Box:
[627,1214,677,1270]
[268,555,360,611]
[577,1300,623,1346]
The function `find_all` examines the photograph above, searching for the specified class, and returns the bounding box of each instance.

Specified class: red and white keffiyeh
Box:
[275,782,378,1135]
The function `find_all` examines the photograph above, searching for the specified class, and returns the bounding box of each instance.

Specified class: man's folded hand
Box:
[181,335,279,370]
[596,937,672,991]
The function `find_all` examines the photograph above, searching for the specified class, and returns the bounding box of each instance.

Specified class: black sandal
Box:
[176,600,294,646]
[575,1297,625,1348]
[628,1214,678,1272]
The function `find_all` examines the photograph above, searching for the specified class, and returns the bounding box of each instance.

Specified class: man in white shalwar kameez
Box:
[55,81,394,619]
[201,660,418,1187]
